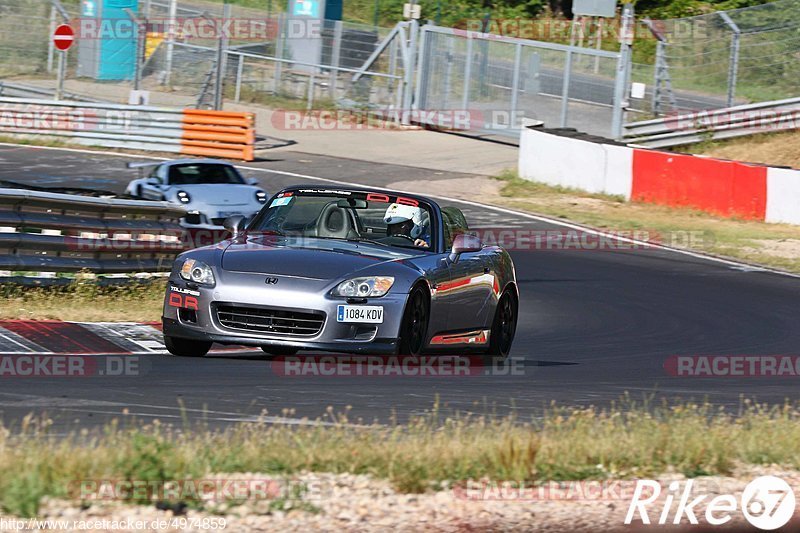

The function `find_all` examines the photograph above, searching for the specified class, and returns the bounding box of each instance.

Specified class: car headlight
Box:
[176,190,191,204]
[255,190,268,204]
[179,258,215,285]
[334,276,394,298]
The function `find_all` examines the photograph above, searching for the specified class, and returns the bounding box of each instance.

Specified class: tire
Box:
[397,286,429,355]
[487,291,518,361]
[261,346,299,356]
[164,335,212,357]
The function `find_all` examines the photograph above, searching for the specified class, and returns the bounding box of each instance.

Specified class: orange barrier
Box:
[180,109,255,161]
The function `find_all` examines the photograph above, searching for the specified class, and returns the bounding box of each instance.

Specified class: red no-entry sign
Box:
[52,24,75,52]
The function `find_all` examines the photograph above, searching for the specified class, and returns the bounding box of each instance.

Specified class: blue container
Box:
[77,0,138,81]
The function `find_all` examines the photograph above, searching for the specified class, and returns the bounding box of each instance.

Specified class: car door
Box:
[443,248,494,333]
[438,207,494,333]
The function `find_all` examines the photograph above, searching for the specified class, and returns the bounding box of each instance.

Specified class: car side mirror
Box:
[449,233,482,263]
[224,215,246,238]
[145,177,161,186]
[246,177,259,186]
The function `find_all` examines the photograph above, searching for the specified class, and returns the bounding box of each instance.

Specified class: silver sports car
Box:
[125,159,268,227]
[161,186,518,358]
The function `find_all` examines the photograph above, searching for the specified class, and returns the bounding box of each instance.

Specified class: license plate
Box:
[337,305,384,323]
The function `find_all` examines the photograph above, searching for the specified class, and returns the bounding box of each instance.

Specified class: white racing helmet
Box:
[383,203,427,239]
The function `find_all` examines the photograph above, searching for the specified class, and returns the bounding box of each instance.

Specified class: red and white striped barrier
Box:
[518,127,800,225]
[0,321,256,355]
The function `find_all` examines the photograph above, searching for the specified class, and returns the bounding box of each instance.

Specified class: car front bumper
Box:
[162,272,409,355]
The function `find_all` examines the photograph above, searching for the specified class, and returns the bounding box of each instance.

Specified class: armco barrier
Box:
[518,126,800,225]
[0,188,189,273]
[0,97,255,161]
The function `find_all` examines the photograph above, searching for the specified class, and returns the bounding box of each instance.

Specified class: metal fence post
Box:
[213,3,231,110]
[125,9,144,90]
[611,3,634,140]
[510,42,521,129]
[163,0,177,86]
[273,13,285,95]
[47,6,57,73]
[719,12,741,108]
[652,40,663,115]
[412,23,428,115]
[402,19,419,124]
[307,73,315,110]
[442,36,454,109]
[234,55,244,102]
[559,18,579,128]
[461,36,473,110]
[55,49,66,101]
[330,21,343,100]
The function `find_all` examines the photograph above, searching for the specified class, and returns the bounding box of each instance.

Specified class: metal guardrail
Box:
[0,97,256,160]
[0,81,107,103]
[0,188,188,273]
[623,97,800,148]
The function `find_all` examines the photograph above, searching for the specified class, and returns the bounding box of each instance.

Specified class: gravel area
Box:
[2,467,799,532]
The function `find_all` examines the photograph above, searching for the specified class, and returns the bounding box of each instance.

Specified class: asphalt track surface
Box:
[1,143,800,432]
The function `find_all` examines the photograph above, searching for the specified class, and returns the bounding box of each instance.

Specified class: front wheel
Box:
[397,286,429,355]
[164,335,212,357]
[487,291,518,361]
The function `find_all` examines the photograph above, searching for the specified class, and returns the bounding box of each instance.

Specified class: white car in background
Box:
[125,159,268,227]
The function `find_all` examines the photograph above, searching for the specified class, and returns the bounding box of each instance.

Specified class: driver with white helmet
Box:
[383,203,430,248]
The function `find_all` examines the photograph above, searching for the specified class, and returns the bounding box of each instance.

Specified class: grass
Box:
[0,279,164,322]
[1,399,800,516]
[492,169,800,273]
[685,129,800,171]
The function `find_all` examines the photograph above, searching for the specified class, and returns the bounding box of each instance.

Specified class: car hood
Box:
[221,235,418,279]
[174,184,259,206]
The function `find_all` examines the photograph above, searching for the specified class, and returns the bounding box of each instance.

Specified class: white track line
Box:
[2,142,798,279]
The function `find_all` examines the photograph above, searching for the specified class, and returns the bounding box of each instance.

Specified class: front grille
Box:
[215,304,325,337]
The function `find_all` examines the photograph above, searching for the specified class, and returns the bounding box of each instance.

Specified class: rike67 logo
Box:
[625,476,796,530]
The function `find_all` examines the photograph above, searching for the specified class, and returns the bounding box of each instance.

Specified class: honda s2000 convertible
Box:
[162,186,518,358]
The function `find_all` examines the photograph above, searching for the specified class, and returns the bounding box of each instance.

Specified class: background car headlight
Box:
[179,258,215,285]
[176,190,191,204]
[255,190,268,204]
[334,276,394,297]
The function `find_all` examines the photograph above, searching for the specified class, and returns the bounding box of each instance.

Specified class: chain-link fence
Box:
[631,0,800,115]
[415,25,623,139]
[0,0,402,111]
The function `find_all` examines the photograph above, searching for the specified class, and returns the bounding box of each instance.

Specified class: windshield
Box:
[249,189,436,251]
[167,163,245,185]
